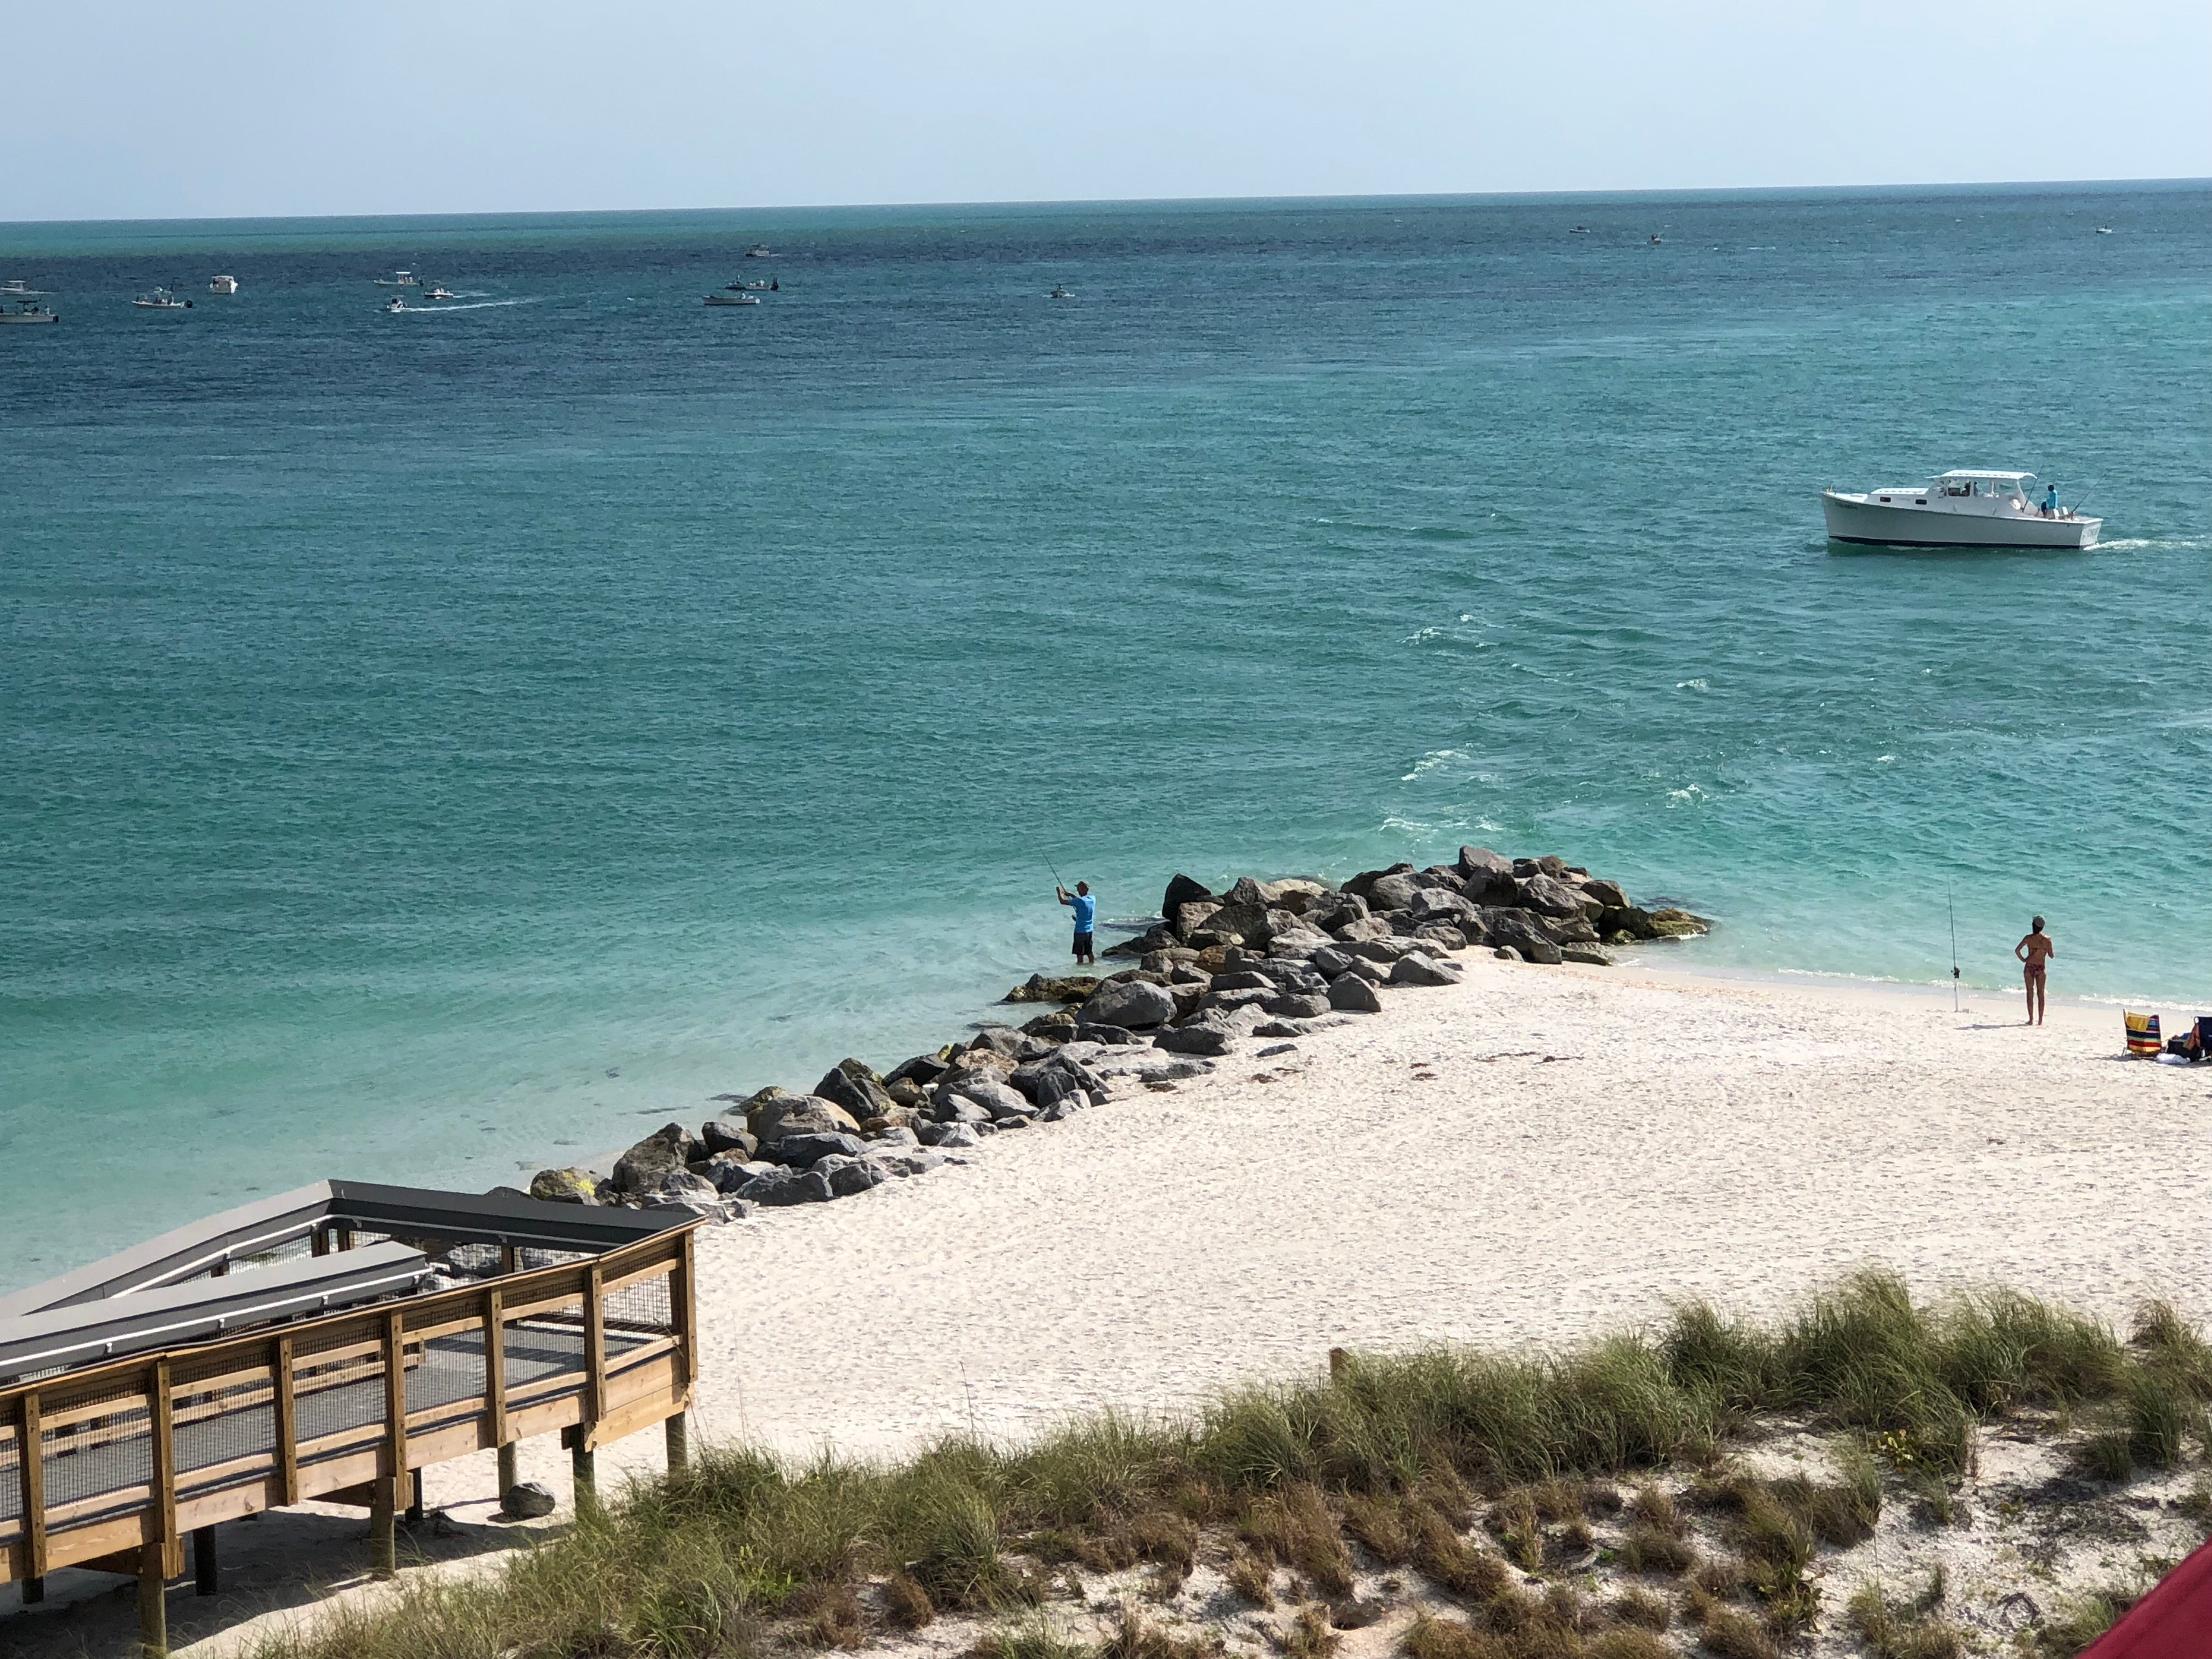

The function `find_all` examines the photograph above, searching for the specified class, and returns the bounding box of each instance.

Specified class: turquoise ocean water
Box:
[3,183,2207,1288]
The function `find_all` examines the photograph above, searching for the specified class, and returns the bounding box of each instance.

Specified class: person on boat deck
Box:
[2015,916,2055,1026]
[1057,881,1097,966]
[2042,483,2060,517]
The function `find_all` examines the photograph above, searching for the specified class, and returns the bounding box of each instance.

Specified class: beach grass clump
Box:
[1846,1576,1963,1659]
[2033,1581,2142,1657]
[238,1274,2212,1659]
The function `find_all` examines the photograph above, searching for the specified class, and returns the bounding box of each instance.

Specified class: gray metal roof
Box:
[0,1181,697,1385]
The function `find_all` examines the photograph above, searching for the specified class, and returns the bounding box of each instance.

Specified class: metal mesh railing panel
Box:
[603,1273,673,1335]
[0,1419,19,1525]
[503,1313,589,1395]
[172,1359,278,1479]
[41,1386,153,1511]
[410,1329,487,1416]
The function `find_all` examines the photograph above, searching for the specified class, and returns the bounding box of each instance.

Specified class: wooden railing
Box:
[0,1223,697,1591]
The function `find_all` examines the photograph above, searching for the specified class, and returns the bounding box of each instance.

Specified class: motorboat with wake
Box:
[381,294,414,314]
[1,279,50,297]
[1821,470,2100,549]
[133,288,191,309]
[425,286,456,300]
[0,300,59,324]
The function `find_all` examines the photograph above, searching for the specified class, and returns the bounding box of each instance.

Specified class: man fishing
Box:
[2015,916,2055,1025]
[1057,881,1097,966]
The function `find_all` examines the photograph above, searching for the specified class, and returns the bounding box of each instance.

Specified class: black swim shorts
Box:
[1073,929,1094,953]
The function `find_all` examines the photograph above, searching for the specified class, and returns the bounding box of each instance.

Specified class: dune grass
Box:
[246,1271,2198,1659]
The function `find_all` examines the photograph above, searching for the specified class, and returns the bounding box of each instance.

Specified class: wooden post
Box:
[571,1436,597,1517]
[368,1478,396,1581]
[137,1539,169,1658]
[406,1468,425,1527]
[150,1359,179,1579]
[582,1262,606,1434]
[672,1230,697,1404]
[21,1390,47,1588]
[373,1311,407,1579]
[484,1285,507,1453]
[192,1525,219,1595]
[497,1442,519,1510]
[273,1334,300,1506]
[665,1410,689,1475]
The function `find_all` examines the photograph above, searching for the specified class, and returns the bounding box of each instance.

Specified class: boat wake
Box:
[409,298,531,313]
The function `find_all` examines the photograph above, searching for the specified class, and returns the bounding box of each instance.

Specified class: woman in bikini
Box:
[2015,916,2055,1025]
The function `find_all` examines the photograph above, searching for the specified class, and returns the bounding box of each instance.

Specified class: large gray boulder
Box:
[869,1148,947,1177]
[917,1121,984,1149]
[1154,1022,1235,1056]
[701,1155,776,1193]
[1307,893,1370,934]
[502,1480,558,1520]
[1347,937,1421,962]
[814,1062,895,1122]
[1389,951,1464,988]
[1343,862,1415,901]
[1367,872,1431,912]
[1083,978,1178,1029]
[1514,873,1586,918]
[1331,915,1398,944]
[1263,927,1334,960]
[699,1119,758,1159]
[1163,873,1214,924]
[1210,969,1277,992]
[613,1124,701,1195]
[814,1154,888,1198]
[1456,846,1516,900]
[1328,973,1385,1013]
[1309,945,1357,978]
[765,1131,866,1167]
[934,1074,1030,1119]
[734,1165,833,1206]
[1263,992,1330,1020]
[529,1167,598,1205]
[1482,909,1564,963]
[745,1089,862,1143]
[883,1052,953,1087]
[629,1167,721,1206]
[1580,877,1629,910]
[1543,914,1601,945]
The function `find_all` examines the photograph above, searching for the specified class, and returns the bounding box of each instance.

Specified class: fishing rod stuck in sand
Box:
[1948,881,1960,1012]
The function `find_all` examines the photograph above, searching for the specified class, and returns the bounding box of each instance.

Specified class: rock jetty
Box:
[525,848,1706,1225]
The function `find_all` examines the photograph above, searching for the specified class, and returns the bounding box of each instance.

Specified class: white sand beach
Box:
[538,955,2212,1477]
[27,955,2212,1658]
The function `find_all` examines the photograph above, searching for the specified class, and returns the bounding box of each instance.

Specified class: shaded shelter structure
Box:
[1,1181,704,1656]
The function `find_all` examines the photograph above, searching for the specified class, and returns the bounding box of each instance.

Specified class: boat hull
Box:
[0,312,58,324]
[1822,492,2099,549]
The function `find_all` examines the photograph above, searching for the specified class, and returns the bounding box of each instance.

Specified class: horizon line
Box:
[4,174,2206,232]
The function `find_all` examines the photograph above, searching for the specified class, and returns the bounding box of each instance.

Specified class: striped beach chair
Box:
[2125,1011,2162,1056]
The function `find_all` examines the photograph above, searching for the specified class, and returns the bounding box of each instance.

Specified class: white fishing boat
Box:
[381,295,413,314]
[1048,284,1072,299]
[0,279,49,297]
[208,274,240,295]
[373,270,421,287]
[0,300,59,324]
[744,244,772,258]
[132,288,190,310]
[1822,471,2100,549]
[425,286,456,300]
[704,291,760,306]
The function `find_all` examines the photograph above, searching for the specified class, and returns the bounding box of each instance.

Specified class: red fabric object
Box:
[2084,1541,2212,1657]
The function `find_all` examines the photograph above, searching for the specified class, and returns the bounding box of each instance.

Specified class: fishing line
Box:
[1948,879,1960,1011]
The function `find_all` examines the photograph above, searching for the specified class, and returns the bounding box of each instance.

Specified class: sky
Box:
[6,0,2208,222]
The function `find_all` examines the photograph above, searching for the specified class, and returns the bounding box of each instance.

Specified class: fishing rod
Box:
[1948,880,1960,1012]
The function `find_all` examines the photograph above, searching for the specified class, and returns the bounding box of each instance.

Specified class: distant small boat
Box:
[0,300,59,324]
[725,280,770,291]
[382,295,412,314]
[1048,284,1073,299]
[208,274,240,295]
[0,278,50,297]
[1569,225,1590,235]
[704,292,760,306]
[2095,227,2114,235]
[133,288,191,309]
[425,286,456,300]
[1649,235,1663,245]
[744,245,772,258]
[373,270,421,287]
